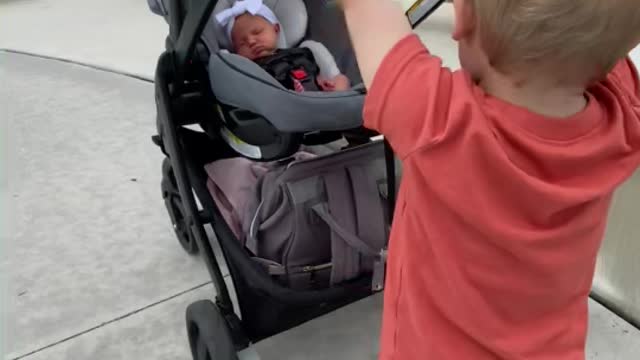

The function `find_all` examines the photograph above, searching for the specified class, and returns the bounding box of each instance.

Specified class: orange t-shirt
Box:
[364,34,640,360]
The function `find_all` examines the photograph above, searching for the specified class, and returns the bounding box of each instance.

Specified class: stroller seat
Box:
[150,0,367,160]
[209,0,364,129]
[209,52,364,133]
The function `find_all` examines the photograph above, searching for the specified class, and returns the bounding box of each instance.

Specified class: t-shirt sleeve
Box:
[609,57,640,98]
[363,34,454,159]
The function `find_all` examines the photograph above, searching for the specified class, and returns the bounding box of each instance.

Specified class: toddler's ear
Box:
[452,0,476,41]
[274,23,281,34]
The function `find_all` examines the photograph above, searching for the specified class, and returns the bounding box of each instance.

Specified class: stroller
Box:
[148,0,445,358]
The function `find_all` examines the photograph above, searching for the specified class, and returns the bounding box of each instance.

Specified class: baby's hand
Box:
[318,74,351,92]
[332,74,351,91]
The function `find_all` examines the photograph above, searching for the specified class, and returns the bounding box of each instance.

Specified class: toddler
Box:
[338,0,640,359]
[216,0,351,91]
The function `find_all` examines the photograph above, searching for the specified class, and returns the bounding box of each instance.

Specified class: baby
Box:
[216,0,351,91]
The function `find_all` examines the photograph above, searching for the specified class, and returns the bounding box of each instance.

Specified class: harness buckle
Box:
[291,69,309,80]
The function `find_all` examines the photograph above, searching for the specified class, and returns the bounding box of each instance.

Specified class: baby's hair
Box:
[472,0,640,80]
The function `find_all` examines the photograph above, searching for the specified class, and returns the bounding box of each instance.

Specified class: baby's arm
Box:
[318,74,351,92]
[299,40,341,80]
[299,40,351,91]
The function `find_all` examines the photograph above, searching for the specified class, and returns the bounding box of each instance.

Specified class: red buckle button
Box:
[291,69,308,80]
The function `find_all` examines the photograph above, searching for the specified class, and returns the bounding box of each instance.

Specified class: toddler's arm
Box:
[340,0,414,88]
[340,0,458,158]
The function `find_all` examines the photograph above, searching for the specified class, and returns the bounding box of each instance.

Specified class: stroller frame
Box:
[151,1,445,359]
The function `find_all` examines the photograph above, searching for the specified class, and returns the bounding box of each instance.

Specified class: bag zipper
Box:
[302,262,332,273]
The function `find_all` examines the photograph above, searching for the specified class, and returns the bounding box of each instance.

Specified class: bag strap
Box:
[312,202,387,291]
[315,166,388,291]
[321,171,361,285]
[347,165,388,291]
[246,200,263,255]
[311,203,379,257]
[245,168,290,255]
[347,165,387,252]
[251,256,287,276]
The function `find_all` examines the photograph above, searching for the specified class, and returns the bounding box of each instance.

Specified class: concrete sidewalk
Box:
[2,1,640,359]
[1,51,210,359]
[0,0,167,80]
[3,51,640,360]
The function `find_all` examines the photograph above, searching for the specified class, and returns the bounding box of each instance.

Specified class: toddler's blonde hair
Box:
[472,0,640,80]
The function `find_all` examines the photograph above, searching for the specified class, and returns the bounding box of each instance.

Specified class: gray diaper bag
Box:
[245,141,396,291]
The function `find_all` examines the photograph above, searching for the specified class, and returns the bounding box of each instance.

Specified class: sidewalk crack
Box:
[11,281,213,360]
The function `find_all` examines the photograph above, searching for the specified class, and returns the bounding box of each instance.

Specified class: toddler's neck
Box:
[478,69,588,119]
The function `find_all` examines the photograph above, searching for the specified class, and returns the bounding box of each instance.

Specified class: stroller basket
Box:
[150,0,445,358]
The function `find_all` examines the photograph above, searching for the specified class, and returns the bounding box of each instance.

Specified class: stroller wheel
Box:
[162,158,199,255]
[186,300,239,360]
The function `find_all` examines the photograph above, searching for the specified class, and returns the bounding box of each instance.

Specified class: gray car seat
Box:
[148,0,367,161]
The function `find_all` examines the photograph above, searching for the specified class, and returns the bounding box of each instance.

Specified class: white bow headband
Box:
[215,0,282,47]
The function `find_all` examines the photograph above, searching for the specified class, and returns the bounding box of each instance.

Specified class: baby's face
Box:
[231,14,280,60]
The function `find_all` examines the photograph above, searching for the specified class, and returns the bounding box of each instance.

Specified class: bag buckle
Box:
[371,248,388,292]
